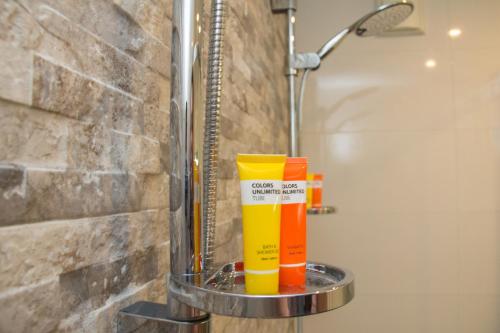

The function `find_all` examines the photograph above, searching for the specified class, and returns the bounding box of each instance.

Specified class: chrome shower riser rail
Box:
[286,7,298,157]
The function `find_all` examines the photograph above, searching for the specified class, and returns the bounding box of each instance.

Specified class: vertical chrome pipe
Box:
[168,0,207,324]
[287,9,298,157]
[202,0,225,273]
[288,7,303,333]
[169,0,204,278]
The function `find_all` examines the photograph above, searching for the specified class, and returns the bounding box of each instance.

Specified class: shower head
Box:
[317,2,414,59]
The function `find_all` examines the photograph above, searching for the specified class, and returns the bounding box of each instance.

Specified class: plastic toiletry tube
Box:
[312,173,324,208]
[306,173,314,209]
[237,154,287,294]
[280,157,307,291]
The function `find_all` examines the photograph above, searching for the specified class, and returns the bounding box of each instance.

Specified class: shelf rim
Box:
[168,261,355,318]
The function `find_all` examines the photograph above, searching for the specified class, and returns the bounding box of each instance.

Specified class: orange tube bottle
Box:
[312,173,323,208]
[280,157,307,291]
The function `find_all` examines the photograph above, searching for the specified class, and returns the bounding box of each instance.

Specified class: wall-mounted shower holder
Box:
[270,0,297,12]
[169,262,354,318]
[118,262,354,330]
[292,53,320,70]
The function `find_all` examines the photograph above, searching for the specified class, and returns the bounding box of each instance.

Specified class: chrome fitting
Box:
[271,0,297,12]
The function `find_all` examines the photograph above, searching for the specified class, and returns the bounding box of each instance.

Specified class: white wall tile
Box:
[299,132,325,170]
[458,212,500,295]
[457,129,500,212]
[453,48,500,129]
[301,50,455,133]
[459,295,500,333]
[448,0,500,51]
[303,294,460,333]
[297,0,500,332]
[307,212,459,295]
[302,131,456,213]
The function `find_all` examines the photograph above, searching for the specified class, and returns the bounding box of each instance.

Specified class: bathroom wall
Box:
[0,0,292,332]
[296,0,500,332]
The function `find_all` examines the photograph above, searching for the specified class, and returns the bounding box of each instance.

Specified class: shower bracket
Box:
[117,301,210,333]
[293,53,320,70]
[270,0,297,11]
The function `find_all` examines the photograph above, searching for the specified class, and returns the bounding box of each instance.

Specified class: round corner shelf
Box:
[307,205,336,215]
[168,261,354,319]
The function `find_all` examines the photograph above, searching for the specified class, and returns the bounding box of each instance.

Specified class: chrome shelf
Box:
[168,261,354,318]
[307,206,336,215]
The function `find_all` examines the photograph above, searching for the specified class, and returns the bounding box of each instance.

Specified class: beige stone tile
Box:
[68,122,111,171]
[0,164,28,225]
[0,100,68,169]
[0,278,69,333]
[33,55,144,134]
[214,219,242,263]
[141,172,169,210]
[144,104,169,143]
[0,41,32,105]
[0,210,160,290]
[6,1,159,103]
[129,136,161,174]
[30,0,169,77]
[113,0,171,46]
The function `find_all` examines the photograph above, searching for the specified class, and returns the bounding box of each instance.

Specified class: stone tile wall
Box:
[0,0,291,332]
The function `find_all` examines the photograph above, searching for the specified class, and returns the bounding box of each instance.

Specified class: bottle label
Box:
[240,180,282,205]
[281,181,306,204]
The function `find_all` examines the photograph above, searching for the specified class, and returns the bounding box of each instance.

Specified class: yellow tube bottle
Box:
[237,154,286,294]
[306,173,314,209]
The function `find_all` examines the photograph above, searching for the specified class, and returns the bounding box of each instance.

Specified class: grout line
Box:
[0,277,57,299]
[34,53,143,103]
[443,2,462,327]
[0,209,162,231]
[28,50,34,107]
[301,128,458,135]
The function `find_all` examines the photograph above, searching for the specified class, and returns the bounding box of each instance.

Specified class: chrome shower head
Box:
[317,2,414,59]
[354,2,414,37]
